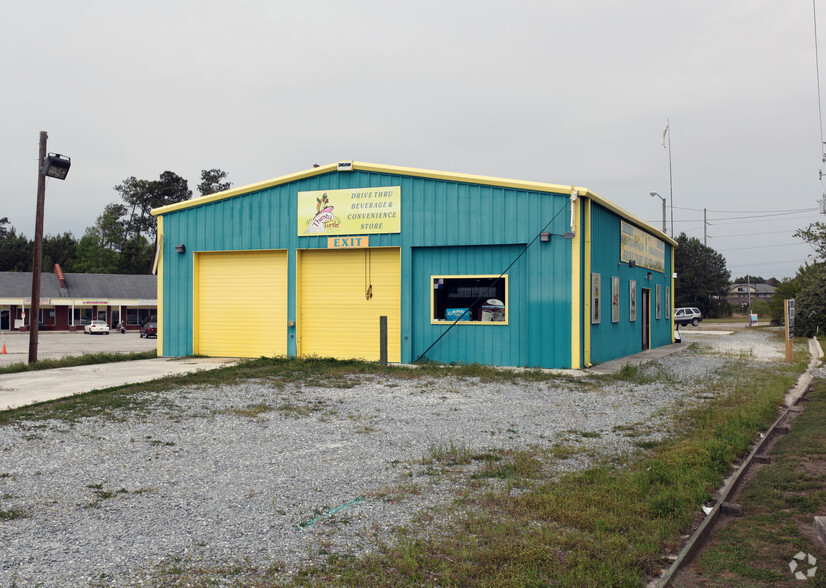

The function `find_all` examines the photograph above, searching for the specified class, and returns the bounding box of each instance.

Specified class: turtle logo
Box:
[789,551,817,581]
[305,193,337,234]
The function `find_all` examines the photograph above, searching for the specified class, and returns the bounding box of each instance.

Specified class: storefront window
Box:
[127,308,154,325]
[431,275,507,324]
[73,308,93,325]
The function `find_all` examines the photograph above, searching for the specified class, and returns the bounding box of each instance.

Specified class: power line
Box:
[671,205,815,214]
[717,243,807,252]
[708,229,799,239]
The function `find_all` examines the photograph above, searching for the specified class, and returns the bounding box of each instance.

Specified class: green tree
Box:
[794,221,826,260]
[197,168,231,196]
[768,275,803,324]
[674,233,731,317]
[42,232,78,272]
[115,171,191,272]
[73,204,127,273]
[794,262,826,336]
[0,218,32,271]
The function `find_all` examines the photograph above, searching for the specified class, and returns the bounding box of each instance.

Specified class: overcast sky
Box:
[2,0,824,280]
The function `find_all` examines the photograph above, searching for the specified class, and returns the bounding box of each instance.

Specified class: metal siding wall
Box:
[160,170,572,365]
[588,203,672,364]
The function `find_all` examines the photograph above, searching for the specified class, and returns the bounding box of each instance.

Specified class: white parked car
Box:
[84,320,110,335]
[674,307,703,327]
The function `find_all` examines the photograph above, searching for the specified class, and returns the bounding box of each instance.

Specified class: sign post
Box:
[785,299,795,363]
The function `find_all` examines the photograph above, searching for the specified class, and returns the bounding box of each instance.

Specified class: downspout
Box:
[570,189,581,369]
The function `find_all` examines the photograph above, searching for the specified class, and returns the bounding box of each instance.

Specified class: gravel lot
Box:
[0,329,791,586]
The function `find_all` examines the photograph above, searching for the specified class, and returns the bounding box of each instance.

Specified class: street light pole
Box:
[27,132,71,364]
[650,192,666,234]
[28,131,48,364]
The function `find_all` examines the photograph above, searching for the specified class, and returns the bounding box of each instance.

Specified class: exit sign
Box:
[328,236,369,249]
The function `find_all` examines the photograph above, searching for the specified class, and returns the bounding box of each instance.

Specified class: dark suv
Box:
[140,320,157,338]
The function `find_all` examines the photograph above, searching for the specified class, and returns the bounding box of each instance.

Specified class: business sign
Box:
[620,221,665,273]
[298,187,400,237]
[81,299,109,305]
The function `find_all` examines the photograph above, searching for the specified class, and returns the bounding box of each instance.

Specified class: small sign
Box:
[328,236,369,249]
[81,299,109,305]
[23,298,50,305]
[337,161,354,171]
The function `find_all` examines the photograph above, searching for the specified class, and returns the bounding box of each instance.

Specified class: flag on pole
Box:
[662,124,669,148]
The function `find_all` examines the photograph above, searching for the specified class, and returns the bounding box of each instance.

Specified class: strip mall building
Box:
[151,162,676,369]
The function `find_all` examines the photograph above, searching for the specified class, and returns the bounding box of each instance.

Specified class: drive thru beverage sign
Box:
[298,187,400,236]
[785,299,795,363]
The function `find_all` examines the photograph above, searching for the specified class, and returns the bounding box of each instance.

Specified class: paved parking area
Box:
[0,331,158,368]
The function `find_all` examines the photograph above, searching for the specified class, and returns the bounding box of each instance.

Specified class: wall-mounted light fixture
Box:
[647,272,653,280]
[42,153,71,180]
[539,231,551,242]
[628,259,636,268]
[175,244,186,254]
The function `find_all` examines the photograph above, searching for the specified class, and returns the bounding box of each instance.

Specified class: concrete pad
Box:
[587,342,686,375]
[0,357,238,411]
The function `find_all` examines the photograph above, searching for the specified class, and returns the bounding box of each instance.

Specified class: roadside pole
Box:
[785,299,795,363]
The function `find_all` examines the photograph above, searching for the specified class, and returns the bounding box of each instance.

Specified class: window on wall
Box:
[629,280,637,322]
[126,308,154,325]
[431,275,507,323]
[73,308,93,325]
[591,273,601,324]
[656,284,662,319]
[611,277,620,323]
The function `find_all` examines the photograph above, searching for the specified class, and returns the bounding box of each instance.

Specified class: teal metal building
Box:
[151,161,676,369]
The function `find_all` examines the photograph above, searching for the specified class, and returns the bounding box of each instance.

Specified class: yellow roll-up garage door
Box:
[196,250,287,358]
[299,248,400,362]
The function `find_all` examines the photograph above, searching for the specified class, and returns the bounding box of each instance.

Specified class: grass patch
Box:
[290,347,809,585]
[0,507,26,520]
[0,350,157,375]
[690,378,826,586]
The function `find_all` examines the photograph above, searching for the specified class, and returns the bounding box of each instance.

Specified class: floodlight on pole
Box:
[28,133,70,364]
[42,153,71,179]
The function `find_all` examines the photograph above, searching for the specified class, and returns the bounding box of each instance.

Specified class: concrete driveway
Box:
[0,357,239,411]
[0,331,238,411]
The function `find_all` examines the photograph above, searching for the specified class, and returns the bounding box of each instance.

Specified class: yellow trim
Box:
[156,216,163,357]
[296,250,303,357]
[149,161,677,246]
[429,275,509,325]
[583,199,592,368]
[571,198,581,369]
[192,251,200,355]
[671,247,675,341]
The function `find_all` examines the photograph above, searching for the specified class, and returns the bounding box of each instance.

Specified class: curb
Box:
[654,337,823,587]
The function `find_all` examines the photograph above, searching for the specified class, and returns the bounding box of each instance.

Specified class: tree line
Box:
[0,169,230,275]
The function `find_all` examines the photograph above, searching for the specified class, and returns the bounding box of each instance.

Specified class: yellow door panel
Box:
[196,251,287,358]
[300,248,400,362]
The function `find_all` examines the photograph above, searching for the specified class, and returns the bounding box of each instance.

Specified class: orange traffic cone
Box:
[1,341,6,354]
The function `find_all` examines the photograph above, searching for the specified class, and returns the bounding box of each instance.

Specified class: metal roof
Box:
[0,272,156,299]
[150,160,678,247]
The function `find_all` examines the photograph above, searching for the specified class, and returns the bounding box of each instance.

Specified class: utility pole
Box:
[704,208,707,246]
[28,132,48,364]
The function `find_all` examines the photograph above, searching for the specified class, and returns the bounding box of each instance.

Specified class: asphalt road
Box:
[0,331,157,368]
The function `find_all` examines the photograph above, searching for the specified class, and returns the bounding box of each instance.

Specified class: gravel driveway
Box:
[0,329,789,586]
